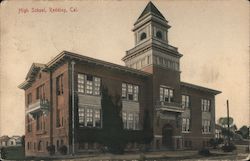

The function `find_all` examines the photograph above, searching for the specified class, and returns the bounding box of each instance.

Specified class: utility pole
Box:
[226,100,230,145]
[248,126,250,152]
[71,61,75,156]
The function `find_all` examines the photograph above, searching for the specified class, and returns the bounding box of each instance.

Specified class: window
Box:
[93,77,101,95]
[27,93,32,105]
[182,118,190,132]
[56,108,64,128]
[39,113,45,130]
[78,107,101,128]
[122,112,139,130]
[128,113,134,129]
[121,83,139,101]
[122,83,127,98]
[86,108,93,127]
[156,31,163,39]
[141,57,146,67]
[86,75,93,94]
[159,57,163,65]
[95,109,101,127]
[122,112,127,128]
[56,74,64,95]
[160,86,174,102]
[175,62,179,70]
[201,99,211,112]
[36,84,45,100]
[140,32,146,41]
[27,116,32,132]
[136,61,141,69]
[153,56,158,64]
[147,55,151,64]
[77,74,101,95]
[182,95,190,108]
[77,74,85,93]
[202,120,211,133]
[36,113,42,130]
[78,107,85,126]
[38,141,42,151]
[134,113,139,130]
[56,140,59,149]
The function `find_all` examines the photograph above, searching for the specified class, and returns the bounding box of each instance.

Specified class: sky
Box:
[0,0,249,136]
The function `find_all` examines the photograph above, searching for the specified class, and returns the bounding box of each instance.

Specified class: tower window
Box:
[156,31,163,39]
[140,32,147,41]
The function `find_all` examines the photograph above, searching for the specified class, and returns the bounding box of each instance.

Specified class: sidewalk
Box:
[51,151,199,161]
[32,150,237,161]
[17,150,249,161]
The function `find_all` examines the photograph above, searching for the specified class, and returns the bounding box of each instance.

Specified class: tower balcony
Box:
[155,101,184,113]
[26,99,49,116]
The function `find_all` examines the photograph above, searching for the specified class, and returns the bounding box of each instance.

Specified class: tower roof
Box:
[137,1,165,21]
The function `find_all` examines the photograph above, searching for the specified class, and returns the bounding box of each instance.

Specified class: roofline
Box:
[181,82,221,95]
[46,51,151,77]
[19,51,152,90]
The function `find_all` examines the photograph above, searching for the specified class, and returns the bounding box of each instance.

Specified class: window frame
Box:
[77,73,101,96]
[201,99,211,112]
[121,83,139,102]
[160,86,174,103]
[182,95,190,108]
[182,118,190,132]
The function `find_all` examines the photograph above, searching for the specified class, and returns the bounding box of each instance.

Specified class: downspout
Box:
[49,70,53,150]
[71,61,75,155]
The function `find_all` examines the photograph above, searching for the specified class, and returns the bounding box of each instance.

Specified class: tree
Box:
[218,117,238,142]
[0,147,7,159]
[142,109,153,145]
[237,126,249,139]
[21,135,25,148]
[218,117,235,130]
[101,87,126,154]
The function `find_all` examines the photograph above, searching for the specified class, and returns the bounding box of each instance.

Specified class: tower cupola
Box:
[122,1,182,73]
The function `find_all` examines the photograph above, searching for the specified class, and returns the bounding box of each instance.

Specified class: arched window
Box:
[140,32,147,41]
[156,31,163,39]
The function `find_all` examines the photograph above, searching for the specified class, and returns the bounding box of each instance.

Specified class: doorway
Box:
[162,124,173,148]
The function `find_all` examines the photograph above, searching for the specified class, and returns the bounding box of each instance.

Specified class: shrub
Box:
[58,145,67,155]
[0,147,7,159]
[246,146,250,153]
[209,138,224,149]
[46,144,55,155]
[221,143,236,152]
[198,148,211,156]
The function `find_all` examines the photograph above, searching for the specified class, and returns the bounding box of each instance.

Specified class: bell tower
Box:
[134,1,170,45]
[122,1,182,74]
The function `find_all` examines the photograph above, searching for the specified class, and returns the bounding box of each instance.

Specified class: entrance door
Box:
[162,124,173,148]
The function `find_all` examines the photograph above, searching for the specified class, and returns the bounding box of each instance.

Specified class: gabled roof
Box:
[18,63,45,89]
[25,63,45,80]
[181,82,221,95]
[137,1,166,21]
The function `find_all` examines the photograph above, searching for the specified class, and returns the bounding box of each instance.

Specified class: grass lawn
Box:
[1,146,25,160]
